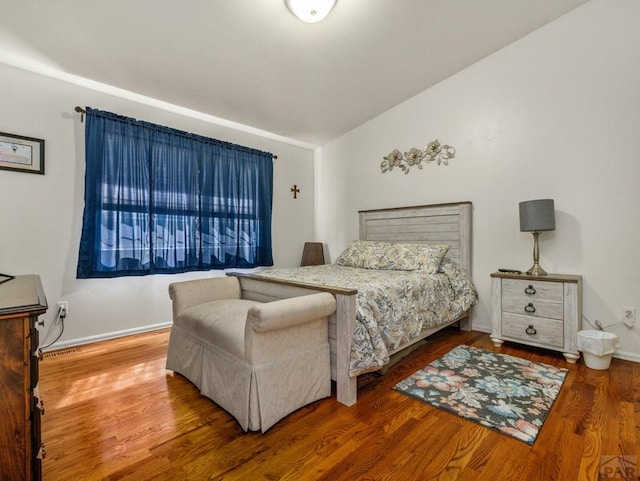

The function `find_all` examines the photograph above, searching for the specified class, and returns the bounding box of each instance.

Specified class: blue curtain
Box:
[77,107,273,278]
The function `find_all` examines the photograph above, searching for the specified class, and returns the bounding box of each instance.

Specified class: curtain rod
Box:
[73,106,278,159]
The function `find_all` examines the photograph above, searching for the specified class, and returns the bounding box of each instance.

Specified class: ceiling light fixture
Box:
[285,0,337,23]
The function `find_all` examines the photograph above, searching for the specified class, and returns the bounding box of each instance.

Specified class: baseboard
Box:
[472,324,492,334]
[470,324,638,364]
[41,320,640,364]
[613,349,640,363]
[41,321,172,352]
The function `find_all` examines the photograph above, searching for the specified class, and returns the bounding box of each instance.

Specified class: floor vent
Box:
[42,348,78,359]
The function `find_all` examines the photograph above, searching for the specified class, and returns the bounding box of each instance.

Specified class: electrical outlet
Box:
[622,306,635,328]
[56,301,68,318]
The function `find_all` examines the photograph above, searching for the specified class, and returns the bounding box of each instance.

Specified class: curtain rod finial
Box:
[74,106,86,122]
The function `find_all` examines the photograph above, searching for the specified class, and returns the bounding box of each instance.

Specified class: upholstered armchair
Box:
[166,276,336,432]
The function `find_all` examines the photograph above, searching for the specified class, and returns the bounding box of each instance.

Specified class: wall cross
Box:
[291,184,300,199]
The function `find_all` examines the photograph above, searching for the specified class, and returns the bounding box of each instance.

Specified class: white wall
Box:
[317,0,640,361]
[0,64,315,347]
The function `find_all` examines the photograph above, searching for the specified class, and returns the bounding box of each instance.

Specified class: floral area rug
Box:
[393,345,568,444]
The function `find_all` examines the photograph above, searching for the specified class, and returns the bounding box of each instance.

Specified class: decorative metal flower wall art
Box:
[380,139,456,174]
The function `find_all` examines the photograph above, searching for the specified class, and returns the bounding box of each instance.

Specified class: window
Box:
[77,108,273,278]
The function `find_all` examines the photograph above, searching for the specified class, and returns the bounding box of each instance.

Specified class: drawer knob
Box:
[524,284,536,295]
[525,324,537,336]
[524,303,536,313]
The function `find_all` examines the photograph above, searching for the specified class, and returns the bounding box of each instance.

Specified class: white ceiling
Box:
[0,0,589,147]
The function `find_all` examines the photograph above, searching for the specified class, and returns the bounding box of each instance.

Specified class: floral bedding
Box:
[254,258,478,376]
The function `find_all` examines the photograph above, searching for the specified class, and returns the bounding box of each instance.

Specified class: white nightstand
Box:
[490,272,582,363]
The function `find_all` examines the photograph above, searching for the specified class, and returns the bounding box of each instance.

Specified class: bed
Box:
[229,201,476,406]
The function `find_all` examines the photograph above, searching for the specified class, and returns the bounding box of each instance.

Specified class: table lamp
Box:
[519,199,555,276]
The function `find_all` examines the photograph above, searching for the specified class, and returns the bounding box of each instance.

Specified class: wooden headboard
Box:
[358,201,472,274]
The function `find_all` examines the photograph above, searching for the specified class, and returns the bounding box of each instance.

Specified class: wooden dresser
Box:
[490,272,582,363]
[0,275,47,481]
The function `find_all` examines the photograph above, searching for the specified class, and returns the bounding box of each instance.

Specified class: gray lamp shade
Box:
[519,199,556,232]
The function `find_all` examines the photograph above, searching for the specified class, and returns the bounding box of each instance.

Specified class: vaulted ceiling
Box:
[0,0,589,147]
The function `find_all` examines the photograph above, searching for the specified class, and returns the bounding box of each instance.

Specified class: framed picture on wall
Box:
[0,131,45,175]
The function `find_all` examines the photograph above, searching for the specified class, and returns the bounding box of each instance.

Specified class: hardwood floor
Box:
[40,327,639,480]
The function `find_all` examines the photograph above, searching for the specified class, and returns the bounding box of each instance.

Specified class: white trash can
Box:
[577,330,619,370]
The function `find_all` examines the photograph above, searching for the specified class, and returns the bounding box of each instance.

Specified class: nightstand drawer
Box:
[502,297,563,320]
[501,313,564,348]
[502,278,563,302]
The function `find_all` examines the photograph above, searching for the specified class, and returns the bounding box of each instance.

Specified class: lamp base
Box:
[526,231,548,276]
[526,263,548,276]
